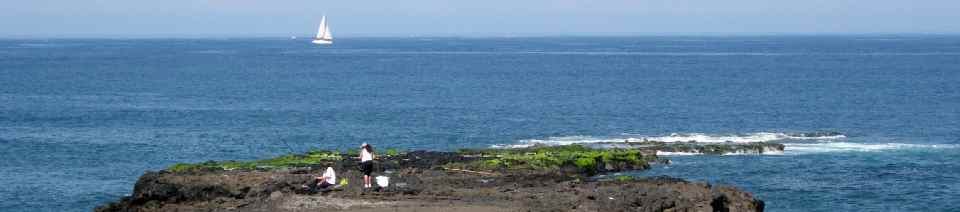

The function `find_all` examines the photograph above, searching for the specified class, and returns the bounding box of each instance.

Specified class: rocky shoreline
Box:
[96,145,767,212]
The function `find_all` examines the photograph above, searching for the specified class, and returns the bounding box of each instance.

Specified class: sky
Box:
[2,0,959,38]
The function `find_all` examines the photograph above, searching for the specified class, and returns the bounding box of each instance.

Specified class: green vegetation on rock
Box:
[385,148,401,157]
[164,144,657,176]
[346,148,359,156]
[167,150,343,172]
[452,145,655,174]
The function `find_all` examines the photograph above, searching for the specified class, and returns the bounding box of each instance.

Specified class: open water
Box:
[1,36,959,211]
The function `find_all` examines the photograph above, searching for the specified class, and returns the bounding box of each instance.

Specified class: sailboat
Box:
[312,16,333,45]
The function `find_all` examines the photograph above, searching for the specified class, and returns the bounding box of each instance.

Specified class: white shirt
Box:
[360,149,373,162]
[322,167,336,185]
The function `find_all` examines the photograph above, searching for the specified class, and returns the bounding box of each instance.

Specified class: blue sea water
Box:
[1,36,959,211]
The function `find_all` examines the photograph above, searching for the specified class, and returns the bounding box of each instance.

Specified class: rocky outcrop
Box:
[95,171,309,212]
[97,146,764,212]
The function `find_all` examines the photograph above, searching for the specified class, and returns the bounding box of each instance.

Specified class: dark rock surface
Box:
[97,148,764,212]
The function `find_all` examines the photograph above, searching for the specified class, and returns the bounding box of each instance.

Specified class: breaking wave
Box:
[493,132,958,155]
[784,142,959,154]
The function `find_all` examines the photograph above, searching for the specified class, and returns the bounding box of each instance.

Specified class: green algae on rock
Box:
[450,145,657,175]
[167,150,344,172]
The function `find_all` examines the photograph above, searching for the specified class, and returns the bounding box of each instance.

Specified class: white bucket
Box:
[375,176,389,187]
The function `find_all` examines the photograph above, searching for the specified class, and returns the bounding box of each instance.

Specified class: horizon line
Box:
[3,32,960,40]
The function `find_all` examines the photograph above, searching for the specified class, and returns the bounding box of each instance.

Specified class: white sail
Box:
[322,24,333,40]
[316,16,326,38]
[313,16,332,44]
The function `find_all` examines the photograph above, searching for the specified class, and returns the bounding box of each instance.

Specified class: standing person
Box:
[359,143,376,188]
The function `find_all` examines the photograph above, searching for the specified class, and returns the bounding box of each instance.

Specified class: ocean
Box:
[1,36,958,211]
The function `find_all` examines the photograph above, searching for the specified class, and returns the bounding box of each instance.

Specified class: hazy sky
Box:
[3,0,959,37]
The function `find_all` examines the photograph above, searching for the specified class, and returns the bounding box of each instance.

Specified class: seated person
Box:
[304,167,337,193]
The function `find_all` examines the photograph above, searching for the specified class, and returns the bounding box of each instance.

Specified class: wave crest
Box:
[784,142,959,154]
[495,132,957,154]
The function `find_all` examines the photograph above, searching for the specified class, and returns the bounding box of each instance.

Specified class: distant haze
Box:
[3,0,959,38]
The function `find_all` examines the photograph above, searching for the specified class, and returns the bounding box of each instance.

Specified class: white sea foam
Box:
[724,149,785,156]
[638,132,845,143]
[655,151,702,156]
[654,147,785,156]
[493,132,846,148]
[494,134,954,156]
[784,142,959,154]
[493,132,956,155]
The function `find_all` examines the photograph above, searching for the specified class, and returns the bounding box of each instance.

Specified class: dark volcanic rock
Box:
[523,176,765,212]
[96,171,312,212]
[97,148,764,212]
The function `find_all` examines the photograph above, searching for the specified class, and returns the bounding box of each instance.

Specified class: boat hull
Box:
[312,39,333,45]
